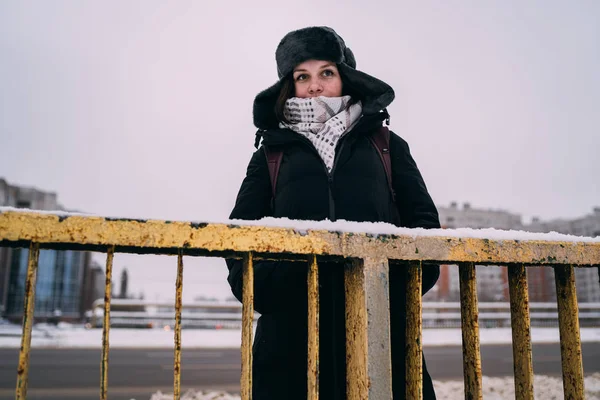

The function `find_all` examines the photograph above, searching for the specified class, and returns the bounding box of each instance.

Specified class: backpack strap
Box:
[263,146,284,199]
[369,126,396,203]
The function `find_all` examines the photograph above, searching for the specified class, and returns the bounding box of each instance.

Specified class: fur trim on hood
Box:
[253,26,395,130]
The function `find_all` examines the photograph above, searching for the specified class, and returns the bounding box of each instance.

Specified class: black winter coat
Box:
[227,112,440,399]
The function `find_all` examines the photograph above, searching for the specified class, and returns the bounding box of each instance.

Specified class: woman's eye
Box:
[295,74,308,81]
[322,70,334,77]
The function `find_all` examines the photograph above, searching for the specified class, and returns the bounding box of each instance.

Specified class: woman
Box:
[227,26,440,399]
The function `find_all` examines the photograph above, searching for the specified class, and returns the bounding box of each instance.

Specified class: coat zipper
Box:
[327,138,350,222]
[292,135,340,221]
[292,116,363,222]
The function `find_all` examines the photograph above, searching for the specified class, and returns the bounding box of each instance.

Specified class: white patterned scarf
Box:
[279,96,363,172]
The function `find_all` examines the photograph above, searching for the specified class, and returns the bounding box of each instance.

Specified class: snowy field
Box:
[2,320,600,348]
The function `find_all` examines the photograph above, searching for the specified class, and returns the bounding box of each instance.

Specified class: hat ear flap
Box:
[344,47,356,69]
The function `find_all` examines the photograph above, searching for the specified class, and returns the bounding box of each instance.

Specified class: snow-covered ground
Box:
[3,321,600,399]
[0,322,244,348]
[2,320,600,348]
[148,374,600,400]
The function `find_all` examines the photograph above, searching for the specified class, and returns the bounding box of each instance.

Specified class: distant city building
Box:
[526,267,557,303]
[0,178,100,321]
[0,178,59,210]
[5,248,92,320]
[528,207,600,302]
[438,202,523,230]
[432,202,524,302]
[120,268,129,299]
[528,207,600,238]
[81,261,107,313]
[428,202,599,303]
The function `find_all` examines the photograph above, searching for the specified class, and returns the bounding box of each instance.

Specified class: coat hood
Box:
[253,26,395,130]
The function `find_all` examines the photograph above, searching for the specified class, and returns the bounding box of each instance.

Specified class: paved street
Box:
[1,343,599,400]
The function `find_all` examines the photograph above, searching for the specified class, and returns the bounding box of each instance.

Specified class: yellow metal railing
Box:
[1,209,600,399]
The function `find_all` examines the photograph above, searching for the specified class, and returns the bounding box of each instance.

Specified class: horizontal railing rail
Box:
[87,299,600,329]
[1,209,599,400]
[90,298,246,311]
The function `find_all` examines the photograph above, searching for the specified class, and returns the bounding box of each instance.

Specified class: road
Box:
[1,343,599,400]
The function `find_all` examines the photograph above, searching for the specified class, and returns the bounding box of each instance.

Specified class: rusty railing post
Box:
[555,265,585,399]
[100,246,114,400]
[345,257,392,400]
[15,243,40,400]
[508,264,534,400]
[405,260,423,400]
[307,255,320,400]
[241,252,254,400]
[173,250,184,400]
[459,262,482,400]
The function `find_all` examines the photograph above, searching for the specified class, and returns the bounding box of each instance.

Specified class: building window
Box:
[16,201,30,209]
[5,248,87,318]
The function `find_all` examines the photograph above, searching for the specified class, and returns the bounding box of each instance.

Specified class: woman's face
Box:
[292,59,343,98]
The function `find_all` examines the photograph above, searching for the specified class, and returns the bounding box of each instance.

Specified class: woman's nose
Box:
[308,82,323,94]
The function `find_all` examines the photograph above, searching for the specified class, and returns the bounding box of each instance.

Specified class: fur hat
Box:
[253,26,395,129]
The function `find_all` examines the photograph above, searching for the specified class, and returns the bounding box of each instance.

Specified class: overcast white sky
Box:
[1,1,599,301]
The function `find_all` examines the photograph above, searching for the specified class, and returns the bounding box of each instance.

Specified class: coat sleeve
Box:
[389,132,440,230]
[389,132,440,294]
[226,147,307,314]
